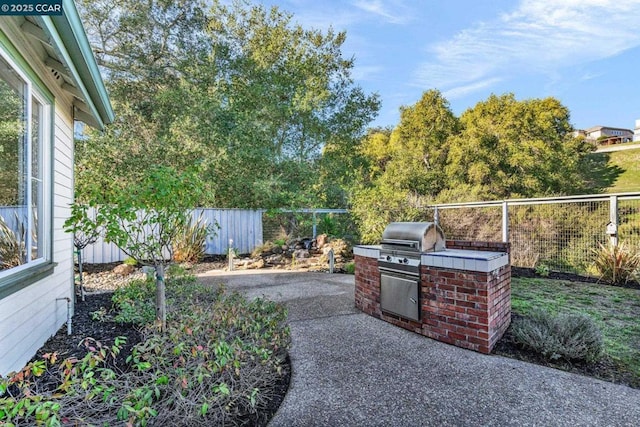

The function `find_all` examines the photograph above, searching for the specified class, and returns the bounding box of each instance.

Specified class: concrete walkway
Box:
[197,271,640,426]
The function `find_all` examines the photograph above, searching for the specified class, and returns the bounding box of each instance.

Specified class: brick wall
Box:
[354,242,511,354]
[420,264,511,354]
[354,255,381,319]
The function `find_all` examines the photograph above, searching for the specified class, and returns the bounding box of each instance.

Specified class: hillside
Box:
[583,146,640,193]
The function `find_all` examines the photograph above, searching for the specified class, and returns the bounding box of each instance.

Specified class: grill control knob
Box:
[403,258,409,264]
[386,255,392,261]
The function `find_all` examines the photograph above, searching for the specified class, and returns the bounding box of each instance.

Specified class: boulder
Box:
[293,249,310,259]
[113,264,135,276]
[316,233,328,248]
[248,258,265,269]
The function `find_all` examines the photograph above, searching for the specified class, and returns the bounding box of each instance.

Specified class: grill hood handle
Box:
[380,239,419,250]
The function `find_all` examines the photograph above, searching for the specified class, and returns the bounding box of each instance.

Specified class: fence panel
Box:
[618,198,640,250]
[81,208,263,264]
[437,206,501,242]
[508,201,608,274]
[430,192,640,276]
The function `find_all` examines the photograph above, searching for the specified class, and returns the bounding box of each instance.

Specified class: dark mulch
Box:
[32,293,141,367]
[493,313,640,389]
[27,291,291,426]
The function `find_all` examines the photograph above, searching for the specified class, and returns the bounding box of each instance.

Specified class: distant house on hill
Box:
[634,120,640,142]
[582,125,634,145]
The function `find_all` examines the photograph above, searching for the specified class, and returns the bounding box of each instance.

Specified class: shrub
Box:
[1,276,290,426]
[173,213,216,263]
[251,241,275,258]
[344,261,355,274]
[512,310,603,362]
[592,242,640,285]
[112,278,156,324]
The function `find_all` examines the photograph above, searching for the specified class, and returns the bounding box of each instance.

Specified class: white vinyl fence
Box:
[80,208,263,264]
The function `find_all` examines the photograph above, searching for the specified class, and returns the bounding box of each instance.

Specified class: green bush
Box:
[344,261,355,274]
[592,242,640,285]
[112,278,156,324]
[512,310,603,362]
[173,214,216,263]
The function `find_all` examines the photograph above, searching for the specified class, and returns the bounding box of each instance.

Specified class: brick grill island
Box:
[354,240,511,354]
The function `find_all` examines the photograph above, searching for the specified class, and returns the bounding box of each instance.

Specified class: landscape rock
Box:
[113,264,135,276]
[249,258,266,269]
[316,234,328,249]
[293,249,310,259]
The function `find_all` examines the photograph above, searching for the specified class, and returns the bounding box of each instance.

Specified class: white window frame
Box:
[0,45,52,282]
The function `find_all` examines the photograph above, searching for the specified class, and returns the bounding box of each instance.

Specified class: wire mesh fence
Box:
[262,209,356,243]
[429,193,640,276]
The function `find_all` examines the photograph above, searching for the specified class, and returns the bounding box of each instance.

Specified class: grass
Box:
[511,277,640,378]
[584,147,640,193]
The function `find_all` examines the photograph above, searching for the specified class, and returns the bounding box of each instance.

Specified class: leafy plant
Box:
[123,256,138,266]
[534,263,550,277]
[344,261,355,274]
[173,212,217,263]
[592,242,640,285]
[512,309,603,362]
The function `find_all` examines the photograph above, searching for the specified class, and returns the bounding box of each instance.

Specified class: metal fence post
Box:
[433,206,439,226]
[609,195,618,247]
[312,210,317,238]
[502,201,509,243]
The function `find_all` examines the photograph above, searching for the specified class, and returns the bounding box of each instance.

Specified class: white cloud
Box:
[351,0,413,24]
[443,78,503,99]
[414,0,640,96]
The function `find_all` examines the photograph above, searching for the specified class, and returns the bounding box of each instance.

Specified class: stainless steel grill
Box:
[378,222,445,321]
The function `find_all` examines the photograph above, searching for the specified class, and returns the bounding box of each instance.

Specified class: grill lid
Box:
[381,222,446,253]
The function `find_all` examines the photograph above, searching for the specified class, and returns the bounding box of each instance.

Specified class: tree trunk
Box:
[155,264,167,332]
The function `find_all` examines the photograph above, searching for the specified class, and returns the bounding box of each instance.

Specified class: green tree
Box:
[350,90,457,241]
[75,0,378,209]
[446,94,592,199]
[385,90,459,198]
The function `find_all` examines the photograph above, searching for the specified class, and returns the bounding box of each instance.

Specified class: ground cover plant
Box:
[0,273,290,426]
[495,276,640,388]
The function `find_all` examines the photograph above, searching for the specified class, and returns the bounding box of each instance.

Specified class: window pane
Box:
[0,55,27,269]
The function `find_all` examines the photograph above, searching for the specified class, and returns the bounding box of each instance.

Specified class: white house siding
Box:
[0,95,76,373]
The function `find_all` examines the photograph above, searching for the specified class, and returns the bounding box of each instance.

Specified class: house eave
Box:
[36,0,113,129]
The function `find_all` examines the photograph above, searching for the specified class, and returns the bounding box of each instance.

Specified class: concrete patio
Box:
[197,270,640,426]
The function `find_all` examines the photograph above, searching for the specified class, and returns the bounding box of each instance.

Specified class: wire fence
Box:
[262,209,354,242]
[429,192,640,275]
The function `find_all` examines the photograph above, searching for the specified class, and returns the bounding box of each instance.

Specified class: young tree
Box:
[69,165,206,331]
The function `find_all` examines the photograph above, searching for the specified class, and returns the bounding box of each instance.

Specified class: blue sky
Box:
[260,0,640,131]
